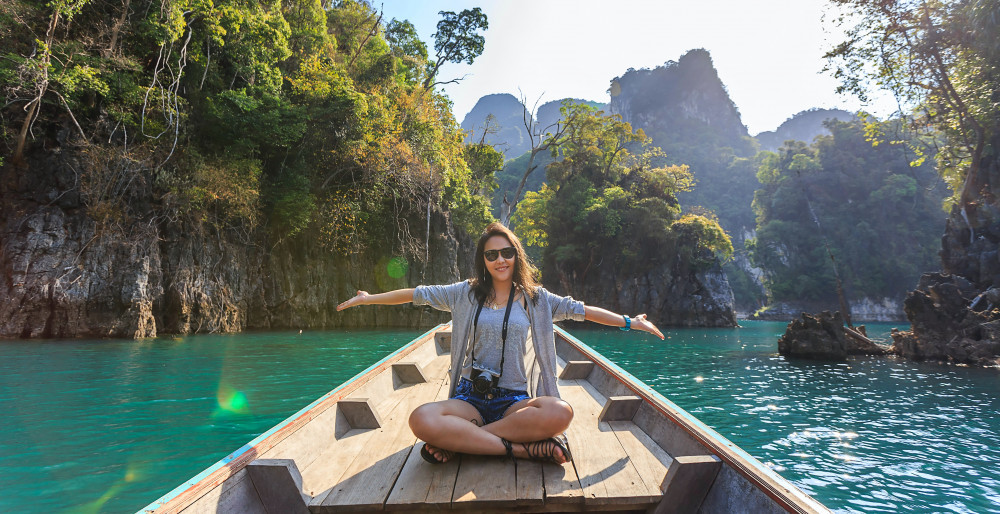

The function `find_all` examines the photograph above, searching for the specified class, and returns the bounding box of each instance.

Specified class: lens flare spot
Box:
[386,256,408,278]
[216,384,249,414]
[694,376,704,382]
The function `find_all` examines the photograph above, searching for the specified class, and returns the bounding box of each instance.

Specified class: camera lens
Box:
[473,374,490,394]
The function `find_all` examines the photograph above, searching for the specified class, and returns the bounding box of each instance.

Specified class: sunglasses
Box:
[484,247,516,262]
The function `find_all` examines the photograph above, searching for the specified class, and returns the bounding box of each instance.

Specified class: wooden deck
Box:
[146,325,828,514]
[277,338,682,512]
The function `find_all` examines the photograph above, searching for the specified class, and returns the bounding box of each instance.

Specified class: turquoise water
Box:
[0,322,998,513]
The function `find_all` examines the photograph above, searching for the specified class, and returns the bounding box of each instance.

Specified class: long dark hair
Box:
[469,222,540,306]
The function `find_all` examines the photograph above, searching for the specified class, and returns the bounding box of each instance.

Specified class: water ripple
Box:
[578,321,1000,513]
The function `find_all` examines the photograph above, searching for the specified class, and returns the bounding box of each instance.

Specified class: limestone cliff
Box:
[460,94,530,158]
[0,152,470,338]
[546,249,737,328]
[891,132,1000,365]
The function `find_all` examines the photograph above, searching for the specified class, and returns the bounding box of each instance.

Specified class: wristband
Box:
[620,315,631,331]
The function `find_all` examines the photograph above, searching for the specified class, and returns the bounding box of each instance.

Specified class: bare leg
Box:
[409,399,503,462]
[409,396,574,464]
[484,396,573,442]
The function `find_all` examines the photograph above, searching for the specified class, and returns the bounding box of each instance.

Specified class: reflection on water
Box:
[0,322,998,513]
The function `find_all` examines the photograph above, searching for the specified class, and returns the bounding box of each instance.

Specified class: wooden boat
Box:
[139,324,829,513]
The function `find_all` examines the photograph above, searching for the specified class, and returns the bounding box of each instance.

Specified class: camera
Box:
[470,365,500,396]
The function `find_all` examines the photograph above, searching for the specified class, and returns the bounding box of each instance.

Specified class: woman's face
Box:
[483,235,516,285]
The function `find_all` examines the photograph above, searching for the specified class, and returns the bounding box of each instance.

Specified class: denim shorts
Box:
[451,377,530,425]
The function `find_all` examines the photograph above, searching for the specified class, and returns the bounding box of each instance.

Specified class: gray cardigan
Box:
[413,281,586,399]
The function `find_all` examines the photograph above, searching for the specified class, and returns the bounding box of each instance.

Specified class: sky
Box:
[378,0,894,135]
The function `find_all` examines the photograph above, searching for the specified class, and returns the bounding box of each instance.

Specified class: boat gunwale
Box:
[554,326,827,514]
[137,323,448,514]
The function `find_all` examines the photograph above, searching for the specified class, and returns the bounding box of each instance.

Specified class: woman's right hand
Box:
[337,290,370,311]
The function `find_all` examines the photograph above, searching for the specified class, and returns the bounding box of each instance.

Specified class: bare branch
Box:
[425,73,470,89]
[53,91,88,144]
[347,8,384,70]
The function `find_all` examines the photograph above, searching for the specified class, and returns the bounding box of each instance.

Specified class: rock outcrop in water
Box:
[0,152,469,338]
[892,131,1000,367]
[778,311,891,360]
[890,273,1000,366]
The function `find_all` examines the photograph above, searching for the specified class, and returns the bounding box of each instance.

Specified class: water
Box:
[0,322,998,513]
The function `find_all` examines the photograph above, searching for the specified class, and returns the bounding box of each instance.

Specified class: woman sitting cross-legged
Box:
[336,222,664,464]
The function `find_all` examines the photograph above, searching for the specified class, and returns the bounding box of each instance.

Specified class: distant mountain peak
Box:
[755,108,857,152]
[609,48,750,147]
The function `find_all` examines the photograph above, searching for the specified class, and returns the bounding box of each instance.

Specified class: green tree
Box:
[824,0,1000,210]
[423,8,488,90]
[749,119,946,304]
[513,104,730,288]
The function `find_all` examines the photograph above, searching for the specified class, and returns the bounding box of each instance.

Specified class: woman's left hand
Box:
[632,314,664,340]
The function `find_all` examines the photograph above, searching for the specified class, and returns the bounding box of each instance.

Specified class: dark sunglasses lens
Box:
[484,247,515,262]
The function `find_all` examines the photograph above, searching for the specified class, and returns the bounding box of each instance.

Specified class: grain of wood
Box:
[559,379,658,506]
[609,420,673,497]
[299,393,407,499]
[313,378,447,512]
[451,454,517,509]
[515,460,545,507]
[385,377,458,510]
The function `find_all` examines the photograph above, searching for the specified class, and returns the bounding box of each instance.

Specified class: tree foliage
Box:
[824,0,1000,209]
[0,0,493,256]
[749,119,947,303]
[423,8,488,89]
[513,104,729,286]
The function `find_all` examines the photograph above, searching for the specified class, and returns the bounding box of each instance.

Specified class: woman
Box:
[336,222,663,465]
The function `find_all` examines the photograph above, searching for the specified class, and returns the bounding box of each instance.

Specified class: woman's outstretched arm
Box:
[584,305,665,340]
[336,289,415,311]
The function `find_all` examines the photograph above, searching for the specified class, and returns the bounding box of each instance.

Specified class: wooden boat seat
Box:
[247,351,722,513]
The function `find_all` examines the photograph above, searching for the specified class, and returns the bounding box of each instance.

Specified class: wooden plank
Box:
[559,379,660,507]
[312,378,448,512]
[155,327,445,514]
[451,453,517,509]
[540,355,585,507]
[558,361,594,380]
[599,396,643,422]
[540,458,584,507]
[435,331,451,353]
[246,459,309,514]
[608,421,673,497]
[384,377,458,510]
[338,398,382,429]
[653,455,722,514]
[515,460,545,508]
[392,362,428,386]
[299,403,402,498]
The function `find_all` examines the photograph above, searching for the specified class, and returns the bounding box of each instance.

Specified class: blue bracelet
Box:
[620,315,631,331]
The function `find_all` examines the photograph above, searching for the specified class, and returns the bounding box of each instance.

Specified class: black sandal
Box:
[419,442,455,464]
[522,434,573,464]
[500,438,516,464]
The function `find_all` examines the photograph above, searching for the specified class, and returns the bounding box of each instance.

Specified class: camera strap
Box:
[471,287,516,379]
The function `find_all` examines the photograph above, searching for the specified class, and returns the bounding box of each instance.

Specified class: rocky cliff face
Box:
[891,273,1000,366]
[891,133,1000,366]
[546,253,737,328]
[0,152,470,339]
[609,49,750,150]
[460,93,530,158]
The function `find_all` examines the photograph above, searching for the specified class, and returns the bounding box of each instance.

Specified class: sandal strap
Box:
[522,438,561,464]
[500,438,515,461]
